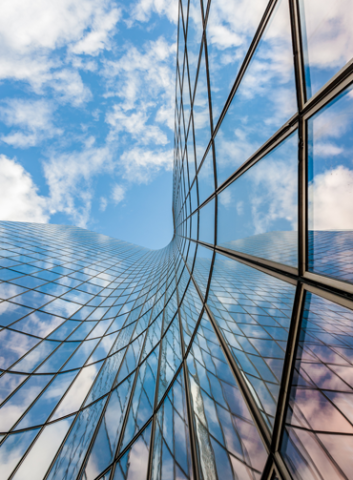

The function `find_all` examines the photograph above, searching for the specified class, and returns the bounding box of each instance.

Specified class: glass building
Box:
[1,0,353,479]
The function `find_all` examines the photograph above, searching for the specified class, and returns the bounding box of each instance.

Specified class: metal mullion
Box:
[185,262,293,479]
[192,118,298,213]
[197,241,298,286]
[303,282,353,311]
[146,275,168,480]
[211,0,278,138]
[303,272,353,298]
[203,302,272,448]
[108,289,162,480]
[302,61,353,120]
[43,290,153,480]
[185,260,271,446]
[270,283,305,454]
[288,0,307,111]
[175,272,201,480]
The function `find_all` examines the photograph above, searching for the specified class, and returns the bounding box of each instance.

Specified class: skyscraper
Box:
[1,0,353,479]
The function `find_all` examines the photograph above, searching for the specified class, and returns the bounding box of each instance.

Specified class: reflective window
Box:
[208,253,296,429]
[199,198,215,245]
[299,0,353,98]
[308,86,353,283]
[215,0,297,186]
[218,131,298,267]
[206,0,269,122]
[281,292,353,480]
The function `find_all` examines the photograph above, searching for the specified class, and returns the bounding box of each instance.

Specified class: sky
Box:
[0,0,177,249]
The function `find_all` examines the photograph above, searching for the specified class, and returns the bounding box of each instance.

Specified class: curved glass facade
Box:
[1,0,353,479]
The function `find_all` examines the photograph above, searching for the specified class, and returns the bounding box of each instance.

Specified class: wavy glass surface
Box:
[1,0,353,478]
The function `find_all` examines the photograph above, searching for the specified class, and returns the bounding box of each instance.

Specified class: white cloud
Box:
[129,0,177,24]
[249,157,297,234]
[112,184,126,204]
[103,37,176,124]
[216,129,255,172]
[106,105,168,145]
[12,419,73,480]
[207,0,266,50]
[0,0,120,104]
[100,197,108,211]
[119,147,173,183]
[301,0,353,71]
[0,155,49,222]
[219,189,232,208]
[309,165,353,230]
[0,99,62,147]
[70,7,121,56]
[314,142,344,157]
[43,144,113,227]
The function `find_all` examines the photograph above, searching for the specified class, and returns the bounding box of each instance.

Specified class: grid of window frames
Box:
[1,0,353,479]
[172,0,353,478]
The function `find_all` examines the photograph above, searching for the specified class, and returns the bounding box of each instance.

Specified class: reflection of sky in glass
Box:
[218,132,298,266]
[215,0,297,186]
[208,254,296,430]
[199,198,215,245]
[206,0,268,123]
[186,0,203,97]
[193,44,212,168]
[1,0,353,475]
[308,85,353,283]
[187,313,268,479]
[299,0,353,98]
[197,144,215,204]
[281,292,353,480]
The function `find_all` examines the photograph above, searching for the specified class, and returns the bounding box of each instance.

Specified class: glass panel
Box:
[197,146,215,205]
[113,423,152,480]
[193,44,212,169]
[199,198,215,245]
[0,429,39,479]
[186,312,268,479]
[84,375,134,480]
[47,398,106,480]
[218,132,298,267]
[120,346,159,450]
[192,245,213,298]
[215,0,297,185]
[187,0,203,95]
[206,0,269,122]
[299,0,353,98]
[152,369,193,480]
[281,292,353,480]
[308,86,353,283]
[158,316,183,402]
[208,253,296,429]
[12,417,74,480]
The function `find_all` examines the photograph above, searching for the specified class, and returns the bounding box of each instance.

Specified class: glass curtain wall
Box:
[1,0,353,479]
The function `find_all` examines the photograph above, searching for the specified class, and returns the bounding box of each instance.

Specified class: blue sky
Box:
[0,0,176,249]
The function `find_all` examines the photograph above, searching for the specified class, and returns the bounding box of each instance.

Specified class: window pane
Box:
[281,292,353,480]
[299,0,353,98]
[207,0,269,122]
[218,132,298,267]
[308,86,353,283]
[215,0,297,186]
